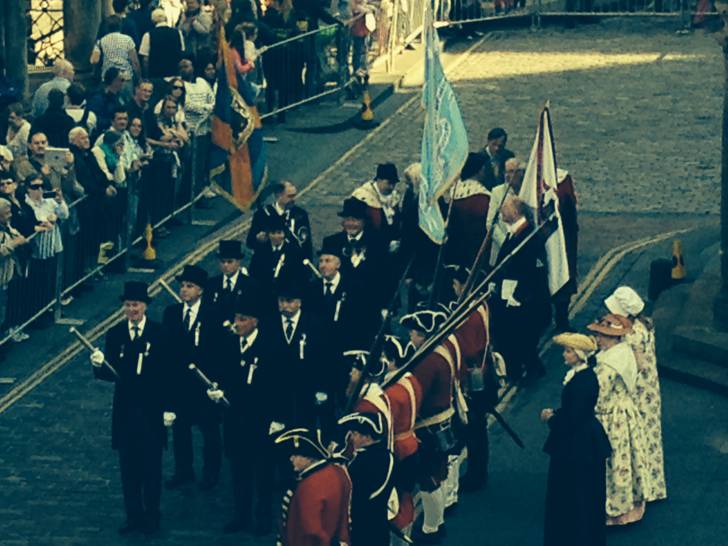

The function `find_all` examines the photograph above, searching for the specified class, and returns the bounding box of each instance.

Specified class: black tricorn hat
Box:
[337,197,368,220]
[318,236,343,259]
[338,411,385,438]
[119,281,151,303]
[176,264,208,288]
[234,296,261,318]
[218,240,244,260]
[400,310,447,335]
[274,427,329,459]
[375,162,399,183]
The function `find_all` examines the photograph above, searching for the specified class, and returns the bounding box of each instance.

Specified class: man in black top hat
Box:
[246,180,313,259]
[306,238,376,358]
[89,281,171,535]
[339,412,395,546]
[207,239,259,324]
[162,264,223,491]
[265,275,327,429]
[351,162,402,247]
[249,214,307,298]
[322,198,386,304]
[206,296,283,535]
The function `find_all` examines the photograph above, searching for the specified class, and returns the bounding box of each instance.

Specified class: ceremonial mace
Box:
[69,326,120,380]
[189,363,231,408]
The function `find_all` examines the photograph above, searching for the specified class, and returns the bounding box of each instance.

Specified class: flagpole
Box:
[427,178,461,306]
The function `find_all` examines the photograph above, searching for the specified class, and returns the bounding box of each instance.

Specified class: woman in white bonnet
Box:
[605,286,666,503]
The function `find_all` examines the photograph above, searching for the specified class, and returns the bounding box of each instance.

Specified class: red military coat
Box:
[282,461,352,546]
[446,179,491,267]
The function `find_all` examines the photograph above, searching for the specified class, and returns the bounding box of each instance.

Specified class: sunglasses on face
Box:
[29,185,43,190]
[173,85,184,90]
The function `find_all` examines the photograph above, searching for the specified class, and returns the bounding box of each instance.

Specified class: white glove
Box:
[388,239,401,253]
[163,412,176,427]
[314,391,328,405]
[269,421,285,435]
[506,296,522,308]
[90,349,105,367]
[206,388,225,403]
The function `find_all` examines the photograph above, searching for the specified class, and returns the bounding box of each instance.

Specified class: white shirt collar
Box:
[224,269,239,288]
[562,363,588,386]
[240,328,259,351]
[282,310,301,331]
[273,201,287,216]
[183,299,201,324]
[347,231,363,242]
[507,216,528,235]
[324,271,341,293]
[128,316,147,337]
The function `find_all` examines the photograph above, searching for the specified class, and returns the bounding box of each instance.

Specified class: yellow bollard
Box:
[361,90,374,122]
[671,239,686,280]
[143,223,157,261]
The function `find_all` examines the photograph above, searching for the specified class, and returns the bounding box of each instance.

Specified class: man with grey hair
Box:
[139,8,186,79]
[486,157,526,266]
[31,58,75,118]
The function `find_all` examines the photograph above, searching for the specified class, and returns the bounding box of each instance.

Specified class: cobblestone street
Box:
[1,18,726,545]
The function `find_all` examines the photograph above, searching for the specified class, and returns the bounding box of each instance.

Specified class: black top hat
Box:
[275,427,329,459]
[120,281,151,303]
[274,274,304,300]
[318,237,343,260]
[375,162,399,183]
[337,197,368,220]
[218,240,244,260]
[338,411,385,439]
[234,296,261,318]
[460,152,486,180]
[264,213,287,232]
[177,264,208,288]
[399,310,447,335]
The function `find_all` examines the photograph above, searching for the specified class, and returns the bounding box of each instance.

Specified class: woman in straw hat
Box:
[541,333,611,546]
[588,314,650,526]
[605,286,666,503]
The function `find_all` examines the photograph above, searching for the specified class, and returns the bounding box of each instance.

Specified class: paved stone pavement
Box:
[0,18,726,545]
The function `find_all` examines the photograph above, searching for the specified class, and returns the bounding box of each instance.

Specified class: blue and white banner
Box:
[419,0,469,244]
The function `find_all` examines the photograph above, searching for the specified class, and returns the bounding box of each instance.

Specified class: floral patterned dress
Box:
[594,342,650,524]
[626,318,667,502]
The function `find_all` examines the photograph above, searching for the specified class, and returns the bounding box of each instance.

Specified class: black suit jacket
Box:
[96,319,169,450]
[480,147,515,190]
[206,269,260,324]
[161,298,222,419]
[543,367,611,461]
[249,240,307,295]
[493,221,549,308]
[246,204,313,258]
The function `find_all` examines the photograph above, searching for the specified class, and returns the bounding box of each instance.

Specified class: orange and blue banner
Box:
[209,30,267,210]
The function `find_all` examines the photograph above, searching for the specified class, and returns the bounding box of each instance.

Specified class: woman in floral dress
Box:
[588,314,650,525]
[605,286,667,502]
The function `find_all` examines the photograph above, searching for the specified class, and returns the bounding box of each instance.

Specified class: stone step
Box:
[659,354,728,398]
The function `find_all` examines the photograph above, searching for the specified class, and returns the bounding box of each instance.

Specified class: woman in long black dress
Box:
[541,333,611,546]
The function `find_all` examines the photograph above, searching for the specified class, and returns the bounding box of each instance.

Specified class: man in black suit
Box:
[90,281,171,535]
[490,196,551,384]
[266,276,329,429]
[249,214,307,300]
[321,198,387,309]
[206,297,283,535]
[162,264,223,491]
[246,180,313,258]
[480,127,515,190]
[206,239,259,324]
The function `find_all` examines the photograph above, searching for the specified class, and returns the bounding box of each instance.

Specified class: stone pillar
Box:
[64,0,102,73]
[3,0,28,96]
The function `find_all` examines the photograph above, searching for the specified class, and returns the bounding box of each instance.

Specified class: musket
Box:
[159,279,183,303]
[188,363,231,408]
[344,256,414,413]
[381,215,555,390]
[70,326,121,380]
[486,405,525,449]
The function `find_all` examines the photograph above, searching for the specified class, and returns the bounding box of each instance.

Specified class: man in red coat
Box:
[275,428,352,546]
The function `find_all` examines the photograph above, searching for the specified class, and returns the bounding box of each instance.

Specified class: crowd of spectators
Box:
[0,0,409,351]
